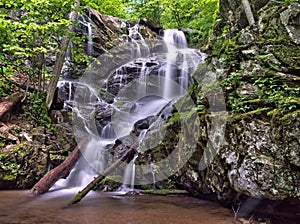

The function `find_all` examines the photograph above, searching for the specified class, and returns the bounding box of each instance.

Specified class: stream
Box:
[0,190,234,224]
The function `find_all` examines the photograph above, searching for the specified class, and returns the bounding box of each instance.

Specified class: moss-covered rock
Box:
[139,0,300,215]
[0,124,76,189]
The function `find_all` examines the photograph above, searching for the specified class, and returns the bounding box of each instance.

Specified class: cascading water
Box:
[87,22,93,56]
[128,23,150,58]
[162,29,198,98]
[52,26,205,193]
[120,154,139,192]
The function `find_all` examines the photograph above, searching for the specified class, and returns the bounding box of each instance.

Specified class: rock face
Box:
[140,0,300,221]
[0,124,76,189]
[62,7,161,79]
[213,0,269,43]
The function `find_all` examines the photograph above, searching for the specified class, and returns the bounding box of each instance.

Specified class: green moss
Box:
[167,112,180,125]
[279,110,300,122]
[99,175,122,185]
[230,107,271,122]
[0,151,20,181]
[142,189,188,195]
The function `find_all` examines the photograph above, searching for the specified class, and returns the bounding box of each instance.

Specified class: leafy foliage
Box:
[128,0,219,43]
[0,0,77,127]
[82,0,131,19]
[26,92,52,128]
[0,0,74,95]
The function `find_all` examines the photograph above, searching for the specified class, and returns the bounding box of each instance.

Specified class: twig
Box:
[232,202,242,220]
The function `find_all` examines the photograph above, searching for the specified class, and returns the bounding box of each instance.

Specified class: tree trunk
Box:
[68,146,136,205]
[29,136,89,197]
[46,1,80,110]
[241,0,255,26]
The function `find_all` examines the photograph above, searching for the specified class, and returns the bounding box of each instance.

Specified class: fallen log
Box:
[0,91,25,122]
[68,146,136,205]
[29,137,90,196]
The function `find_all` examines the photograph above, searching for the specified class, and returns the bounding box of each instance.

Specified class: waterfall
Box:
[87,22,93,56]
[150,161,156,189]
[162,29,199,99]
[137,61,148,96]
[53,26,205,193]
[101,123,116,139]
[163,29,187,49]
[120,154,139,192]
[128,24,150,58]
[57,80,100,110]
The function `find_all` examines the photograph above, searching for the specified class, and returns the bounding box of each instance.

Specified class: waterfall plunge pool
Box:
[0,190,235,224]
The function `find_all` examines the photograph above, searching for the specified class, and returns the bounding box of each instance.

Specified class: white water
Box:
[137,61,148,96]
[57,80,100,111]
[128,24,150,58]
[87,22,93,56]
[119,154,139,192]
[52,27,204,193]
[101,123,116,139]
[163,29,201,98]
[164,29,188,49]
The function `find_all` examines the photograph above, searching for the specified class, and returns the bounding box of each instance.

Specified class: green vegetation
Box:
[83,0,131,19]
[220,63,300,114]
[26,93,52,128]
[142,189,188,195]
[128,0,219,44]
[0,0,73,89]
[0,151,20,181]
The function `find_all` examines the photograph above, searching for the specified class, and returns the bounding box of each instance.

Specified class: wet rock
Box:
[105,56,163,96]
[95,102,115,121]
[139,18,162,34]
[133,115,157,134]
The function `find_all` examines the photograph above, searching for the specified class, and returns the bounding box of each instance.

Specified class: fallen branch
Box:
[68,146,136,205]
[29,137,90,196]
[241,0,255,26]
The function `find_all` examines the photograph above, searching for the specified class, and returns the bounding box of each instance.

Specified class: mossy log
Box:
[68,146,136,205]
[29,137,90,196]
